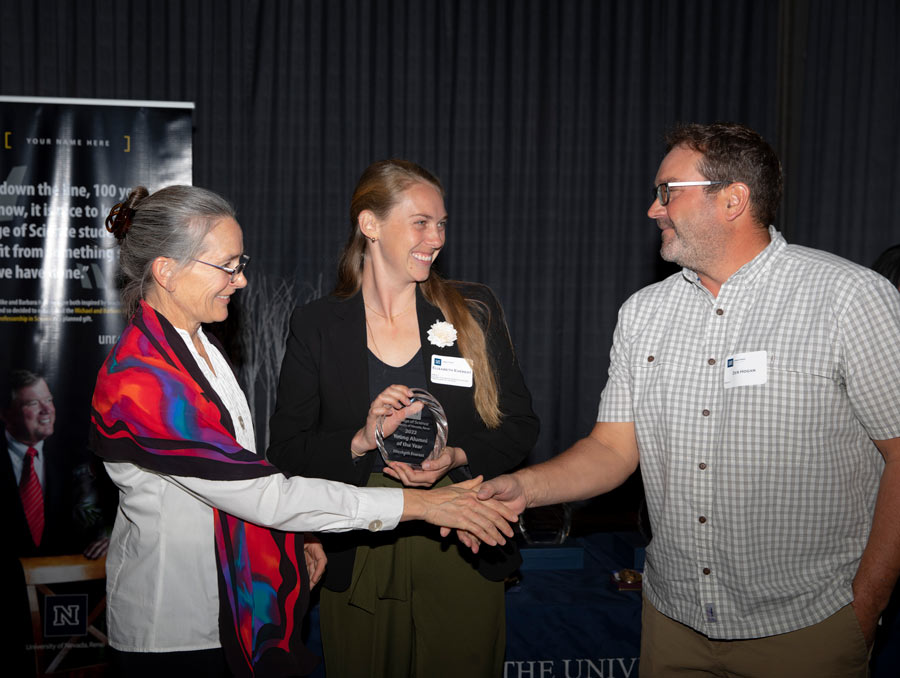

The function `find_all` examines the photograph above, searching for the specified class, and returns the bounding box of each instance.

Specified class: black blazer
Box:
[268,282,539,590]
[2,430,80,557]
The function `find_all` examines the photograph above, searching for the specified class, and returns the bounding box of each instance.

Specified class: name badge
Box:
[430,355,473,388]
[724,350,767,389]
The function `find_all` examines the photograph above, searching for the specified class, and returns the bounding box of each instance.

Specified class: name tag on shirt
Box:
[431,355,473,388]
[724,351,768,389]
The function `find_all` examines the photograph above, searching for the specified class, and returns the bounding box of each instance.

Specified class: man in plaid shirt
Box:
[480,122,900,676]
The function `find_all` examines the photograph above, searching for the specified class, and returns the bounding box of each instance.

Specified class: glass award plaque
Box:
[376,388,448,469]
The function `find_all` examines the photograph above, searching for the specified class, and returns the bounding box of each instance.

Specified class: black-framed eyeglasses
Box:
[653,181,727,206]
[192,253,250,283]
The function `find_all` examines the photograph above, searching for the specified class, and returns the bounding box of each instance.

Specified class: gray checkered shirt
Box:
[598,228,900,639]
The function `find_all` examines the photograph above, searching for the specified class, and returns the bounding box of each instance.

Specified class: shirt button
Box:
[368,519,384,532]
[707,358,716,365]
[703,567,711,575]
[715,308,724,316]
[647,355,655,362]
[699,462,707,470]
[698,516,707,524]
[702,409,710,417]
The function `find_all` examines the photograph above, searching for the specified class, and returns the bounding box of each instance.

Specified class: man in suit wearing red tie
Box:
[2,369,109,557]
[4,370,55,554]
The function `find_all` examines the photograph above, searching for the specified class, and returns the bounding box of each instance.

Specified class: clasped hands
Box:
[403,475,521,554]
[442,474,527,553]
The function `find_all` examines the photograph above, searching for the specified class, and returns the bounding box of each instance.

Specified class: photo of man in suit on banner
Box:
[3,369,109,559]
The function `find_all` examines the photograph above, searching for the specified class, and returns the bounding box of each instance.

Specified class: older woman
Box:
[91,185,516,678]
[268,160,539,677]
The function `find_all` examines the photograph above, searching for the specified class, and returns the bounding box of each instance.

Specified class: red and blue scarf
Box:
[91,301,316,676]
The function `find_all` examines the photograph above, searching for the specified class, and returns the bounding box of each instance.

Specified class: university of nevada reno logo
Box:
[43,594,88,637]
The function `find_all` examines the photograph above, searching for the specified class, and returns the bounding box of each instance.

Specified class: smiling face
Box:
[369,182,447,285]
[164,217,247,331]
[647,146,727,274]
[6,378,55,445]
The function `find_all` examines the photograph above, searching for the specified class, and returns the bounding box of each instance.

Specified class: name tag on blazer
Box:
[430,355,473,388]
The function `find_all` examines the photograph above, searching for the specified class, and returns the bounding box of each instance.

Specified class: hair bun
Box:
[105,186,149,240]
[105,202,134,240]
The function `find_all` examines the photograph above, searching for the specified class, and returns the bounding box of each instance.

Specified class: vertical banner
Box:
[0,96,192,675]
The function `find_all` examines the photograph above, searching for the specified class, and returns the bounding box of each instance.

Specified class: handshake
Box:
[401,474,527,553]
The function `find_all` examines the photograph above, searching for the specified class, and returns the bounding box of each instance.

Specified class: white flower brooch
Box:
[427,320,458,348]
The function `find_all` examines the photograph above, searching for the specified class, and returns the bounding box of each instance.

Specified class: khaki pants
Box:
[640,596,869,677]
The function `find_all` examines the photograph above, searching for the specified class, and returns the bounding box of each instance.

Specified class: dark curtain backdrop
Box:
[778,0,900,260]
[2,1,898,477]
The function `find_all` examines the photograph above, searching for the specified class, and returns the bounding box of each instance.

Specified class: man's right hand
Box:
[476,473,528,514]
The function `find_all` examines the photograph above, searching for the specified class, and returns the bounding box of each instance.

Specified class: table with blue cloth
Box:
[503,532,642,677]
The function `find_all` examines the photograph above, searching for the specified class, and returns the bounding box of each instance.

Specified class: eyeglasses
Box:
[653,181,727,206]
[192,253,250,283]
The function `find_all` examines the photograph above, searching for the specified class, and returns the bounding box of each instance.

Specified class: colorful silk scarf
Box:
[91,301,316,676]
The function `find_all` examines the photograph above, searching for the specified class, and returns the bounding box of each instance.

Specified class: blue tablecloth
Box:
[504,533,642,676]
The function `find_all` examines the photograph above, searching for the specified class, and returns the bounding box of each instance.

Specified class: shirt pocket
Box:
[766,348,842,386]
[629,342,702,420]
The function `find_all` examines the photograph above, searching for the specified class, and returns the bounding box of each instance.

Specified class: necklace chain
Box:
[365,316,385,359]
[364,300,413,320]
[364,295,414,360]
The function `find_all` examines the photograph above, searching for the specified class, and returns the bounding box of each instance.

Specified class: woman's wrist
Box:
[398,488,449,522]
[399,488,423,521]
[450,446,468,469]
[350,428,372,457]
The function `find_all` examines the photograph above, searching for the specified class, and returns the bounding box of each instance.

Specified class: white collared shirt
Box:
[6,430,45,488]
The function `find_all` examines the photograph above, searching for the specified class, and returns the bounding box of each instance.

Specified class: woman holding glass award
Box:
[268,159,539,677]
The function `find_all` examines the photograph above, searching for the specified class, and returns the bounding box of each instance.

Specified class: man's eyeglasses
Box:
[653,181,727,206]
[192,253,250,283]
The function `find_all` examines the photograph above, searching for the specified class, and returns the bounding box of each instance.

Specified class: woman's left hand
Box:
[383,446,468,487]
[303,534,327,588]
